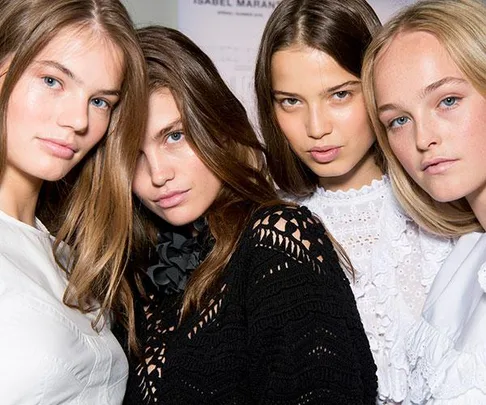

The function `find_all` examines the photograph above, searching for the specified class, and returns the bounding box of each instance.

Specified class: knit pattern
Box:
[123,205,377,404]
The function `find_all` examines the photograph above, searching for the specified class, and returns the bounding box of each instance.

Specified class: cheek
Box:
[132,166,150,201]
[275,111,302,144]
[389,137,414,171]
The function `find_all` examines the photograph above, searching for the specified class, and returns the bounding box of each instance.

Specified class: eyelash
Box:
[90,98,112,110]
[332,90,351,101]
[167,130,184,144]
[43,76,62,89]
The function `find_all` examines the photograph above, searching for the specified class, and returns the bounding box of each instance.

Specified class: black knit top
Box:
[123,205,377,404]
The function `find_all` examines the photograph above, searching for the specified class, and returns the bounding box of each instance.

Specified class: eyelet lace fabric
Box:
[122,205,377,404]
[288,176,453,404]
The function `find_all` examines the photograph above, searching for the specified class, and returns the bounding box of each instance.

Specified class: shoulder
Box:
[240,204,338,268]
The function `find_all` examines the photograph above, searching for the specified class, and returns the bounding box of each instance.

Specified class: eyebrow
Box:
[378,76,467,114]
[152,118,183,141]
[35,60,121,97]
[273,80,361,97]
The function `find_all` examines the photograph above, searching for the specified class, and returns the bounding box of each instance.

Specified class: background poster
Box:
[177,0,417,124]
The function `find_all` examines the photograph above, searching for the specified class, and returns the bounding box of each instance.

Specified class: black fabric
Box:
[122,205,377,404]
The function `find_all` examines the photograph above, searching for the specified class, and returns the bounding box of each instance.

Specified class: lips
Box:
[421,157,458,174]
[38,138,78,160]
[155,190,189,209]
[309,146,341,164]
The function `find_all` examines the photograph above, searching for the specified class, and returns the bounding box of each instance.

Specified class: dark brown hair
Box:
[255,0,384,196]
[136,26,281,317]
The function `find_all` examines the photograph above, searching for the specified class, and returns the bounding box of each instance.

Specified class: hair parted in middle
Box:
[0,0,148,352]
[362,0,484,237]
[255,0,384,197]
[135,26,281,317]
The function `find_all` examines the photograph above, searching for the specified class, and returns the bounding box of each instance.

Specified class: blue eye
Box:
[167,131,184,143]
[440,96,457,107]
[91,98,110,110]
[389,116,409,129]
[333,91,350,100]
[43,76,61,88]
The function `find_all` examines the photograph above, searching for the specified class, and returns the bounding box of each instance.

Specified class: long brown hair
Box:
[0,0,147,350]
[362,0,483,236]
[136,26,282,317]
[255,0,384,197]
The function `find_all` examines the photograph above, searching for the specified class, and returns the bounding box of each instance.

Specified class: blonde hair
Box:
[362,0,485,237]
[0,0,147,351]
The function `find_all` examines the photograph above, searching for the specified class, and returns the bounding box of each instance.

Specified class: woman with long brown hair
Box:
[254,1,453,402]
[0,0,146,402]
[122,26,377,404]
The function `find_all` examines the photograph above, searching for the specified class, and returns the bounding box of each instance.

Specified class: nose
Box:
[57,95,89,134]
[415,118,441,151]
[306,104,332,139]
[146,149,175,187]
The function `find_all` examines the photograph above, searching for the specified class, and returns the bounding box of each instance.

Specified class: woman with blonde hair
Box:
[362,0,486,402]
[121,25,377,404]
[254,0,453,402]
[0,0,146,402]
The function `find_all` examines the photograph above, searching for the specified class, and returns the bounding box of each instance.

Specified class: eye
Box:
[167,130,184,143]
[43,76,61,88]
[440,96,458,108]
[333,90,350,100]
[90,98,111,110]
[280,97,300,107]
[388,116,410,129]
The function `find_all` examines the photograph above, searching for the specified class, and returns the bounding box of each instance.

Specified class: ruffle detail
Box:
[369,186,452,404]
[406,318,486,404]
[478,263,486,293]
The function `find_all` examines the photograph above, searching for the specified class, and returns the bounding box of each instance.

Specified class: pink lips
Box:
[310,146,341,163]
[39,138,77,160]
[156,190,189,209]
[421,157,458,174]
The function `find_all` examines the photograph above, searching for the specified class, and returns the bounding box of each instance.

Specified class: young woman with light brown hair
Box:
[362,0,486,402]
[0,0,146,402]
[254,0,453,402]
[121,25,377,405]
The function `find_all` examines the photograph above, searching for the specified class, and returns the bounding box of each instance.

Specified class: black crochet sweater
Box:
[122,205,377,404]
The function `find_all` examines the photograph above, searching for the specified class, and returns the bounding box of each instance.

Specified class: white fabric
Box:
[405,232,486,404]
[0,210,128,404]
[287,176,453,404]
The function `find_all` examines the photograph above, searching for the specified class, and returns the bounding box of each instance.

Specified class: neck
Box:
[0,167,42,226]
[318,151,383,192]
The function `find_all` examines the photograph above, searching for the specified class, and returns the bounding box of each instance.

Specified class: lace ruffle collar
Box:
[313,175,388,200]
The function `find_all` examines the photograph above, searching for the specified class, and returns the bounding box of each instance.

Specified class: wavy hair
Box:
[362,0,484,236]
[0,0,147,350]
[255,0,383,196]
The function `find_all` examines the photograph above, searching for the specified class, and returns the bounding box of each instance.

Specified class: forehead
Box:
[146,89,181,134]
[374,31,460,96]
[271,45,358,89]
[33,25,124,82]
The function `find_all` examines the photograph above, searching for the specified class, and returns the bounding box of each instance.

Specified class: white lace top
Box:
[288,176,453,404]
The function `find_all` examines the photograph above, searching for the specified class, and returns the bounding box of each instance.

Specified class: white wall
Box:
[121,0,178,28]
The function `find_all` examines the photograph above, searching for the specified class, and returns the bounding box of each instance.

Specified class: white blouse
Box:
[405,231,486,404]
[0,210,128,404]
[288,176,454,404]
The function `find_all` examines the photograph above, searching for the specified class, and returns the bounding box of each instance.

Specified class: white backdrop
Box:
[177,0,417,124]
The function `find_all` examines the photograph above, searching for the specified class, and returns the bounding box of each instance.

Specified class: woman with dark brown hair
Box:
[121,26,377,404]
[254,0,453,403]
